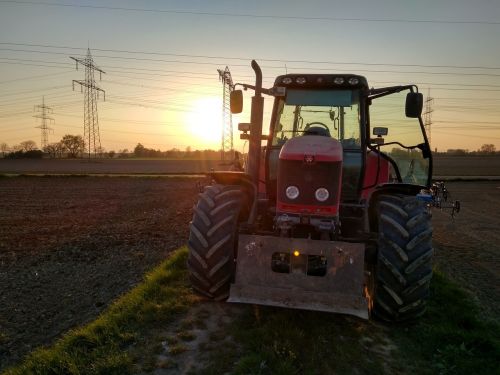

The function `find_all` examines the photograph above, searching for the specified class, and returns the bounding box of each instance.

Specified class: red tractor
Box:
[188,61,433,321]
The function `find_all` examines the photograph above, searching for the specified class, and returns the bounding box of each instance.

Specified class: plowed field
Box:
[0,176,199,369]
[432,181,500,321]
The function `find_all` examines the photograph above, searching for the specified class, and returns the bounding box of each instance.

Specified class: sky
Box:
[1,0,500,153]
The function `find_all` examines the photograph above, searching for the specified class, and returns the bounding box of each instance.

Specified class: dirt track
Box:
[0,176,200,369]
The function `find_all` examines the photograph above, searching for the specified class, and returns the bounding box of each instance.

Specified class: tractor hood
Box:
[279,136,343,162]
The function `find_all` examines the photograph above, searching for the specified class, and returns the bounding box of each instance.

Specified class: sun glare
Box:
[185,96,222,149]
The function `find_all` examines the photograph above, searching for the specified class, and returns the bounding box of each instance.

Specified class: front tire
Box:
[373,194,433,321]
[187,184,243,300]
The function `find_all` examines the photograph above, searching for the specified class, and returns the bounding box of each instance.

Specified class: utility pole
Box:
[34,96,54,149]
[423,88,434,147]
[70,48,105,158]
[218,66,234,161]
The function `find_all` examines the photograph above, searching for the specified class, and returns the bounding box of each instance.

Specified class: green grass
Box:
[199,272,500,375]
[391,271,500,375]
[4,247,195,375]
[5,250,499,375]
[199,307,388,375]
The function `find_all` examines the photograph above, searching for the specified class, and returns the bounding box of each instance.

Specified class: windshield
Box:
[272,89,361,149]
[370,90,430,186]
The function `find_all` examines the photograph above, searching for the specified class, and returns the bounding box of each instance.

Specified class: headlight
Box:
[348,77,359,85]
[282,77,293,84]
[315,188,329,202]
[296,77,307,84]
[333,77,344,85]
[285,185,300,200]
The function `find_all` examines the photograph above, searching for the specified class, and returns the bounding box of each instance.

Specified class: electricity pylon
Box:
[218,66,234,161]
[34,96,54,149]
[423,88,434,147]
[70,48,105,158]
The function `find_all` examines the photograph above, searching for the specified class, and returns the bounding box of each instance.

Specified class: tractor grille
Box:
[278,159,341,206]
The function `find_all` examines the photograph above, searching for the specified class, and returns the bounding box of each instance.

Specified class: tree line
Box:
[437,144,498,155]
[0,136,229,160]
[1,136,497,159]
[1,135,86,159]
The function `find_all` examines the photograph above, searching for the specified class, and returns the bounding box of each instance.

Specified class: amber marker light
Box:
[293,250,300,257]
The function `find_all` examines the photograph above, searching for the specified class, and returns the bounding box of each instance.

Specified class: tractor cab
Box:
[267,75,431,193]
[266,75,367,210]
[261,73,432,240]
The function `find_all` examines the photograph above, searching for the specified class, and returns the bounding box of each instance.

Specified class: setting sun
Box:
[185,96,222,149]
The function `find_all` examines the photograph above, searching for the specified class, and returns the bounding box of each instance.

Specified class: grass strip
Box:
[200,272,500,375]
[199,307,389,375]
[4,247,194,375]
[391,271,500,375]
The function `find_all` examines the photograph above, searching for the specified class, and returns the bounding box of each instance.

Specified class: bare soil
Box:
[432,155,500,177]
[0,176,200,370]
[432,181,500,322]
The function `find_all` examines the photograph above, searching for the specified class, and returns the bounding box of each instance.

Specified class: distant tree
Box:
[134,143,145,157]
[108,150,116,158]
[6,149,43,159]
[44,143,56,158]
[61,134,84,158]
[480,144,496,154]
[20,140,37,152]
[118,148,129,158]
[166,147,181,159]
[24,150,43,158]
[11,144,22,152]
[0,142,8,157]
[44,142,64,158]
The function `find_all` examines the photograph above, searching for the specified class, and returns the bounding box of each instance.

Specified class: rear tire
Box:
[373,194,433,321]
[187,184,243,300]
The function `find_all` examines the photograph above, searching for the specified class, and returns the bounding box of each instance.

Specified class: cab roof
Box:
[273,74,369,90]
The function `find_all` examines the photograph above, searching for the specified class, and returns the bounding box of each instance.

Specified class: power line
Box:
[1,1,499,25]
[0,91,77,106]
[0,84,68,98]
[432,130,500,140]
[2,44,500,71]
[1,56,497,84]
[0,69,73,84]
[434,120,500,124]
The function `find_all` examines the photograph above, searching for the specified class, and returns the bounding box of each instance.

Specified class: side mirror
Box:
[405,92,423,118]
[373,127,388,136]
[230,90,243,114]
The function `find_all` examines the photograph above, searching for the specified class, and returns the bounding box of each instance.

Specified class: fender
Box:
[366,183,425,231]
[210,171,256,223]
